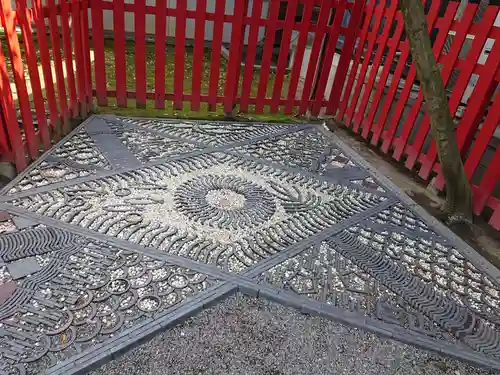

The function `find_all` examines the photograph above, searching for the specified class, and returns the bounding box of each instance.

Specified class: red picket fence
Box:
[337,0,500,229]
[0,0,362,165]
[90,0,363,114]
[0,0,500,229]
[0,0,92,171]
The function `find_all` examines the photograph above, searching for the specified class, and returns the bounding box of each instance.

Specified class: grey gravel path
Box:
[89,294,496,375]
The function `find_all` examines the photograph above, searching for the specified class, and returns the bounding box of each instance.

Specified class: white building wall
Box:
[97,0,268,44]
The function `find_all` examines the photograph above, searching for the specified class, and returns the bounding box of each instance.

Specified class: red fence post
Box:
[298,0,333,116]
[472,142,500,229]
[173,0,187,110]
[154,0,167,109]
[0,0,39,160]
[135,0,147,108]
[191,0,207,112]
[351,0,398,132]
[60,0,78,117]
[337,0,373,122]
[327,0,366,117]
[223,0,248,114]
[311,0,348,117]
[284,0,314,115]
[463,84,500,183]
[91,0,108,106]
[71,0,88,116]
[239,0,263,113]
[361,12,405,141]
[48,0,70,134]
[208,0,225,112]
[16,0,51,151]
[0,103,11,160]
[254,0,281,114]
[32,0,60,132]
[0,44,25,170]
[81,0,93,107]
[114,0,127,107]
[345,0,386,129]
[270,0,299,114]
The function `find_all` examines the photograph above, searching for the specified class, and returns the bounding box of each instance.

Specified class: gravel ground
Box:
[89,294,496,375]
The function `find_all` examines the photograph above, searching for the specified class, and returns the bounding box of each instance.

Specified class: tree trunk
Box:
[399,0,472,222]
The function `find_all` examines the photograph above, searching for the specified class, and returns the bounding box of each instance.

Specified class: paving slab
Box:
[0,115,499,374]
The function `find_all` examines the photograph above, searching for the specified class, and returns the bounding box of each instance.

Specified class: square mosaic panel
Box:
[0,226,217,375]
[2,115,500,373]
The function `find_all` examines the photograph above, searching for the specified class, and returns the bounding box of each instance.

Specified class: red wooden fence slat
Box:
[452,45,500,155]
[71,0,88,116]
[379,0,441,154]
[311,0,347,116]
[0,42,25,170]
[270,0,298,113]
[207,0,225,111]
[401,3,476,169]
[353,0,398,133]
[174,0,187,110]
[0,110,11,159]
[0,0,38,160]
[369,47,410,144]
[223,0,247,113]
[284,0,314,115]
[418,6,498,180]
[254,0,281,114]
[114,0,127,107]
[154,0,166,109]
[81,0,93,107]
[233,1,249,100]
[91,0,108,106]
[32,0,59,129]
[337,3,374,121]
[191,0,207,112]
[391,2,459,162]
[360,13,404,139]
[16,0,51,151]
[326,0,365,115]
[463,85,500,183]
[60,0,78,117]
[48,0,70,133]
[135,0,147,108]
[326,0,366,116]
[473,145,500,220]
[297,0,333,116]
[488,205,500,230]
[346,1,386,131]
[432,49,500,191]
[239,0,264,113]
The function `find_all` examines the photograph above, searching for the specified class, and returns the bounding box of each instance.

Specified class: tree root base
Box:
[446,214,473,226]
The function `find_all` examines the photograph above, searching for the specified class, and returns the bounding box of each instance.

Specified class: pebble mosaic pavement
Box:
[1,115,500,374]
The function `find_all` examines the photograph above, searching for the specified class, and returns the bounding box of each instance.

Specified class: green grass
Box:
[94,40,296,122]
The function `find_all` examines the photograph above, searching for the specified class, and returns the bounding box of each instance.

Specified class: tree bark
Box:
[399,0,472,221]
